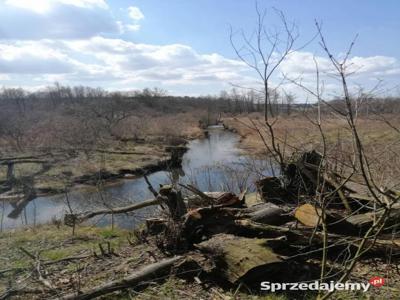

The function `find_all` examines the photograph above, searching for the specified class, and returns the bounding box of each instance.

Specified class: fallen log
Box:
[234,219,294,238]
[179,184,215,203]
[0,287,44,300]
[235,219,343,244]
[66,198,161,224]
[323,174,352,213]
[180,203,294,244]
[245,203,293,225]
[347,203,400,229]
[294,203,359,235]
[196,234,285,283]
[7,188,37,219]
[256,176,287,204]
[181,184,241,208]
[195,233,320,286]
[0,153,51,164]
[294,200,399,233]
[181,206,239,244]
[235,220,400,257]
[58,256,183,300]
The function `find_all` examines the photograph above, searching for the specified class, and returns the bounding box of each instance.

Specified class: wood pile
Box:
[61,151,400,299]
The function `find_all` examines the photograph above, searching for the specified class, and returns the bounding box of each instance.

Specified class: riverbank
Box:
[1,127,253,230]
[0,130,203,201]
[1,121,399,299]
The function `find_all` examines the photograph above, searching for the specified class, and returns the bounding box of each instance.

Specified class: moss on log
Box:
[196,234,286,283]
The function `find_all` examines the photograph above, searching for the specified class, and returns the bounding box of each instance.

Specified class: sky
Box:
[0,0,399,99]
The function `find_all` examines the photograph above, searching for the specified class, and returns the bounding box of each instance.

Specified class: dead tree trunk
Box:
[65,198,161,224]
[58,256,183,300]
[158,185,187,221]
[6,162,14,182]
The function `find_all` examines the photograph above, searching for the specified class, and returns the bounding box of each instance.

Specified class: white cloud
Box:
[5,0,53,13]
[0,36,397,96]
[128,6,144,20]
[0,74,10,80]
[66,37,245,76]
[384,68,400,75]
[0,37,249,93]
[122,6,144,33]
[0,41,78,74]
[277,51,400,101]
[0,0,118,39]
[0,0,397,97]
[279,51,399,78]
[5,0,108,13]
[279,51,334,77]
[125,24,141,32]
[347,56,397,75]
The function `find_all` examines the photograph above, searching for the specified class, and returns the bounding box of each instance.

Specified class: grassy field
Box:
[225,113,400,154]
[224,113,400,187]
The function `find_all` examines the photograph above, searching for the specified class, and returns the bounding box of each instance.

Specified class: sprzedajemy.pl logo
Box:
[260,277,385,292]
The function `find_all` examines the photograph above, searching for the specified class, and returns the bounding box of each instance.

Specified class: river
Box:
[0,127,272,230]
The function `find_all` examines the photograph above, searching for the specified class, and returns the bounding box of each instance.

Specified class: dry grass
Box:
[0,111,204,193]
[224,113,400,186]
[226,113,399,152]
[0,141,170,192]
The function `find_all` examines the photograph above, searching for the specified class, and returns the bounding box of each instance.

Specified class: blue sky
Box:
[0,0,399,98]
[124,0,400,58]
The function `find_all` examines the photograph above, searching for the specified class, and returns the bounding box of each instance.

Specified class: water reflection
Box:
[1,128,273,230]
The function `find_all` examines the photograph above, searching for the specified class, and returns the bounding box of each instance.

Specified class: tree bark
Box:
[294,203,359,235]
[58,256,183,300]
[66,198,161,224]
[196,234,284,283]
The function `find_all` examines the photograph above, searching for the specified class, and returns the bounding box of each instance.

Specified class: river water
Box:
[1,127,272,230]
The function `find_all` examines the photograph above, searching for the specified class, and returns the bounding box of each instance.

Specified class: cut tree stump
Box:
[244,192,263,207]
[294,203,322,227]
[158,185,187,220]
[294,203,359,235]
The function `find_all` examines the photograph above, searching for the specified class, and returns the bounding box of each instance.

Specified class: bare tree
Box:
[1,87,26,115]
[230,4,299,122]
[283,91,295,116]
[230,4,306,168]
